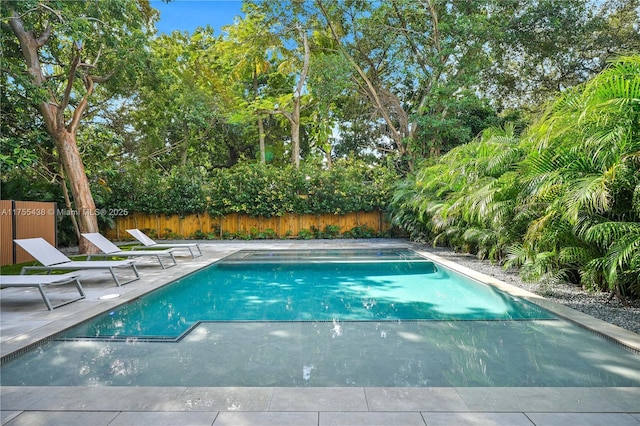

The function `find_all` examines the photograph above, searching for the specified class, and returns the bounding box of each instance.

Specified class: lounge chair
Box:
[14,238,140,287]
[126,229,203,258]
[0,272,85,310]
[82,233,178,269]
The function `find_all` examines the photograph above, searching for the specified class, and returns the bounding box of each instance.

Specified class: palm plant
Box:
[390,124,524,260]
[391,55,640,297]
[515,55,640,296]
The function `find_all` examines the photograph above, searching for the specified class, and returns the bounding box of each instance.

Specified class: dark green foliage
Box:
[311,225,341,239]
[389,56,640,298]
[107,166,207,217]
[105,160,396,218]
[343,225,377,239]
[205,160,397,217]
[297,228,314,239]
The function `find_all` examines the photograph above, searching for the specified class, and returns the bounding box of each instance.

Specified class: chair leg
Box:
[159,253,178,269]
[109,267,121,286]
[74,278,86,298]
[109,265,141,286]
[188,246,203,258]
[36,284,53,310]
[34,281,85,310]
[131,264,140,279]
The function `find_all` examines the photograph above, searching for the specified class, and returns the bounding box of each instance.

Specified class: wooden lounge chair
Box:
[82,233,178,269]
[14,238,140,287]
[126,229,203,258]
[0,272,85,310]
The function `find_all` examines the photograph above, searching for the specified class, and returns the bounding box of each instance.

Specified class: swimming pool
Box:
[62,249,554,340]
[1,248,639,387]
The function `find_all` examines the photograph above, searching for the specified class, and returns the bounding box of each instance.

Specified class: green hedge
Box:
[107,160,397,217]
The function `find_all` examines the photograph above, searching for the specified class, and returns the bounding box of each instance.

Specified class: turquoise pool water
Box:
[1,248,639,387]
[64,249,553,340]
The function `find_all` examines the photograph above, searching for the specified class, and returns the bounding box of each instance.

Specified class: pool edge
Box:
[416,250,640,354]
[2,241,638,362]
[0,249,227,361]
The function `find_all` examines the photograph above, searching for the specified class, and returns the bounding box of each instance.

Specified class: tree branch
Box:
[315,0,403,149]
[35,23,51,47]
[8,11,46,85]
[58,48,81,127]
[89,72,114,84]
[69,76,94,134]
[294,29,310,99]
[391,0,430,76]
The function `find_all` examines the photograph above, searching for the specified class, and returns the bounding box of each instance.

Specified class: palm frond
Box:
[583,221,640,247]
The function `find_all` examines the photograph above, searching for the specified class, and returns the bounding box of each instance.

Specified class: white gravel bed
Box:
[425,246,640,336]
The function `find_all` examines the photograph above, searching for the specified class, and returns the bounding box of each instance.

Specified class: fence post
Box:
[11,200,16,264]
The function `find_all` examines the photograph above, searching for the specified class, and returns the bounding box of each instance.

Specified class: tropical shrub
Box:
[390,123,525,261]
[512,55,640,296]
[343,224,377,238]
[204,159,396,217]
[108,166,207,216]
[390,55,640,298]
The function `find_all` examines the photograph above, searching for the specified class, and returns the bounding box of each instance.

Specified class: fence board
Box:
[1,200,13,266]
[0,201,57,265]
[105,210,390,241]
[14,201,57,264]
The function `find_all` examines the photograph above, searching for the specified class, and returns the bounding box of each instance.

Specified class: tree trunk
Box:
[181,108,189,166]
[290,29,311,169]
[9,11,100,253]
[254,70,267,164]
[55,130,99,253]
[58,165,81,242]
[325,145,332,169]
[258,116,266,164]
[291,100,301,168]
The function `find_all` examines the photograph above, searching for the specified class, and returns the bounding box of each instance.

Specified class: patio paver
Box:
[2,240,639,426]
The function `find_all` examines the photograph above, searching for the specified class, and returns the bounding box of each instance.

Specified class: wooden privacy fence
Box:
[105,210,391,241]
[1,200,57,266]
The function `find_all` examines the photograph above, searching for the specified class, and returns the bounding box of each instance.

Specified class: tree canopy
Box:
[1,0,154,251]
[2,0,639,266]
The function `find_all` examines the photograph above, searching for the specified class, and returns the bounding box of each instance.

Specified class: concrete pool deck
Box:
[1,239,639,425]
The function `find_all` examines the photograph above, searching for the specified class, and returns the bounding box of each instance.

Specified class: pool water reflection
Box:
[2,321,639,387]
[63,252,553,340]
[1,249,638,387]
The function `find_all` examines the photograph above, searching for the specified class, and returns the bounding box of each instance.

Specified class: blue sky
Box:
[151,0,244,34]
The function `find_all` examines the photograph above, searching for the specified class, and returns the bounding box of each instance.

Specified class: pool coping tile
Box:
[171,387,274,411]
[108,410,219,426]
[0,411,21,425]
[455,387,640,412]
[320,411,427,426]
[214,411,318,426]
[365,387,468,411]
[1,411,121,426]
[1,240,639,423]
[421,412,534,426]
[525,413,640,426]
[270,387,368,411]
[0,386,187,412]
